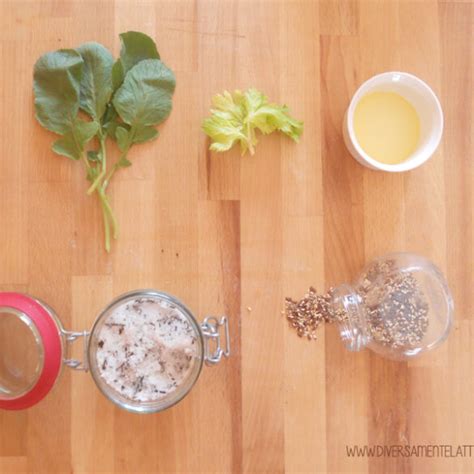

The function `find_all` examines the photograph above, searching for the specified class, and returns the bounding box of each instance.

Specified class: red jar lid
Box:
[0,293,63,410]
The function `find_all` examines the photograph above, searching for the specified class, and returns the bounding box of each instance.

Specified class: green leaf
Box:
[102,102,117,124]
[115,126,130,151]
[133,126,159,144]
[33,49,83,135]
[202,88,303,155]
[87,150,101,162]
[119,31,160,74]
[242,89,303,142]
[52,120,98,160]
[111,59,124,91]
[202,115,246,153]
[52,135,79,160]
[118,157,132,167]
[113,59,175,129]
[102,103,131,142]
[77,42,114,121]
[74,120,99,143]
[104,117,119,140]
[111,32,160,92]
[102,103,120,138]
[85,165,99,183]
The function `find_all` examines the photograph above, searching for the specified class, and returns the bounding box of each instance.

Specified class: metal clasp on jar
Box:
[62,330,90,371]
[200,317,230,366]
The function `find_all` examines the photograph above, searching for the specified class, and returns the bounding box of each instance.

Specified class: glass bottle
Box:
[0,290,230,412]
[330,253,453,360]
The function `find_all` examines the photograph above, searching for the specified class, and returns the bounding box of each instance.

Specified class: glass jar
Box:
[331,253,453,360]
[0,290,230,412]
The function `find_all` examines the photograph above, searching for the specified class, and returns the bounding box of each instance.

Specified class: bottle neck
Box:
[330,284,368,352]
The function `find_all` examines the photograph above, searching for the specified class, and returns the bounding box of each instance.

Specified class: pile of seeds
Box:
[284,287,346,340]
[285,259,430,348]
[357,260,429,348]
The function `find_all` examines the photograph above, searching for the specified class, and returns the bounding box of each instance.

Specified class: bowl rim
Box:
[346,71,444,172]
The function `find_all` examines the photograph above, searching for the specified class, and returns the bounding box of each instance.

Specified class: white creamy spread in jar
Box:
[96,296,198,402]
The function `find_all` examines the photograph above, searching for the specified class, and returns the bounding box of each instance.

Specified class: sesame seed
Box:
[284,259,429,349]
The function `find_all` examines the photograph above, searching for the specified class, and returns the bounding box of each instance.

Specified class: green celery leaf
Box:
[202,88,303,155]
[113,59,175,129]
[243,89,303,141]
[52,120,98,160]
[133,126,159,144]
[77,42,114,121]
[33,49,83,135]
[211,90,245,120]
[202,114,246,153]
[115,126,130,151]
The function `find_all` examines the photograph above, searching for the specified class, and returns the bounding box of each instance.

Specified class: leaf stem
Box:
[81,132,119,250]
[82,154,91,171]
[99,193,111,253]
[103,128,133,191]
[87,136,107,194]
[82,126,126,251]
[103,163,120,191]
[103,148,129,191]
[98,188,119,240]
[246,119,255,155]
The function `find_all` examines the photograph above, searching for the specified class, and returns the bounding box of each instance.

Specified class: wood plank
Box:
[320,31,369,474]
[238,2,284,471]
[71,275,114,473]
[0,1,472,473]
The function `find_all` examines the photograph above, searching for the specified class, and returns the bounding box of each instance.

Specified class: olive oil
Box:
[354,91,420,164]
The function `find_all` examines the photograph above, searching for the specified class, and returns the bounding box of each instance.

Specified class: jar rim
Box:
[331,284,369,352]
[87,289,205,414]
[0,293,63,410]
[0,306,45,399]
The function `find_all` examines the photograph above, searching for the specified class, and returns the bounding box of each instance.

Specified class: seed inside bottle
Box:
[285,259,429,349]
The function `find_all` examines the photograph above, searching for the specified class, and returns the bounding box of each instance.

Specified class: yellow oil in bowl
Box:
[353,91,420,165]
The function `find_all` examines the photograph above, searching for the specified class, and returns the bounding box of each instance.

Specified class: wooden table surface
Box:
[0,1,473,473]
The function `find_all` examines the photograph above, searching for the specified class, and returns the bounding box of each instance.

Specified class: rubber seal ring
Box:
[0,293,62,410]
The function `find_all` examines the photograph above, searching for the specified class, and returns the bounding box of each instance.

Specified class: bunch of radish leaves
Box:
[33,32,175,251]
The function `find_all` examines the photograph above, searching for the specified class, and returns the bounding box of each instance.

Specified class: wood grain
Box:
[0,0,473,473]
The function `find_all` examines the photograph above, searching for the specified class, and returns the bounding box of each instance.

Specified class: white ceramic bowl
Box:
[343,72,443,172]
